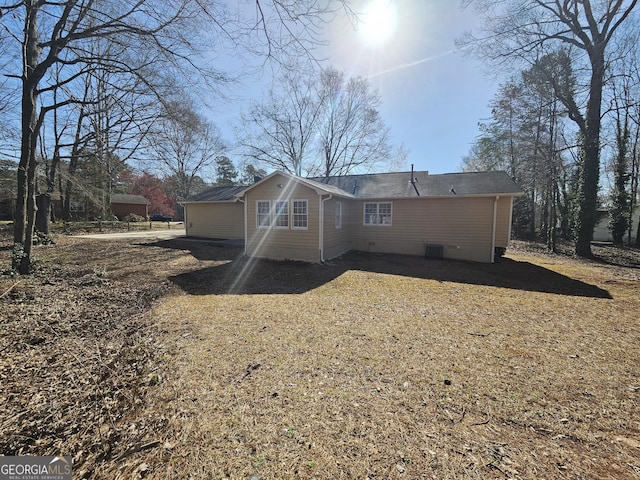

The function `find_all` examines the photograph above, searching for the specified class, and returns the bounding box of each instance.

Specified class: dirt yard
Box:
[0,233,639,479]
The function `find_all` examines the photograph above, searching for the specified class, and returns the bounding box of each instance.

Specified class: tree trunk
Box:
[574,47,605,258]
[38,143,61,235]
[14,1,40,273]
[35,193,51,234]
[22,154,38,273]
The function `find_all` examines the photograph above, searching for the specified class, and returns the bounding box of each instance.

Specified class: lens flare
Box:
[359,0,398,47]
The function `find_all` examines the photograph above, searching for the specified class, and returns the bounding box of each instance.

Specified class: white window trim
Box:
[256,200,271,229]
[363,201,393,226]
[335,201,342,229]
[292,199,308,230]
[274,200,289,229]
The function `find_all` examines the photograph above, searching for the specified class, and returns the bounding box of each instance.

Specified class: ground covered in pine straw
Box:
[1,233,639,479]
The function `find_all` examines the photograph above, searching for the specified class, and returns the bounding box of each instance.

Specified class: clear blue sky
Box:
[213,1,499,175]
[325,0,498,174]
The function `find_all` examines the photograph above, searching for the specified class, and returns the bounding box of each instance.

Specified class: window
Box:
[256,200,271,228]
[292,200,308,229]
[275,201,289,228]
[364,202,392,226]
[335,202,342,229]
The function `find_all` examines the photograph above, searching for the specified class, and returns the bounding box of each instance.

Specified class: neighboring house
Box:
[182,170,524,263]
[593,207,639,243]
[110,194,150,219]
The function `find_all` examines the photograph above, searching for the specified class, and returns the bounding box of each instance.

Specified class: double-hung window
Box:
[364,202,392,226]
[256,200,271,228]
[274,201,289,229]
[292,200,308,229]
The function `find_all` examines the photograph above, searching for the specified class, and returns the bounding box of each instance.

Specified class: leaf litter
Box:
[0,234,639,479]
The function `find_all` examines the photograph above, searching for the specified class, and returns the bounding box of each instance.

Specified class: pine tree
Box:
[215,156,239,186]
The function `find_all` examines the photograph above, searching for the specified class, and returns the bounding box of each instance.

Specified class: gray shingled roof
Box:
[185,171,523,203]
[293,176,356,198]
[111,194,149,204]
[421,171,524,197]
[312,170,522,198]
[311,171,429,198]
[185,185,247,202]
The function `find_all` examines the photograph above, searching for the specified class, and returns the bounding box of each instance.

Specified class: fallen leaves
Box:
[1,235,639,479]
[0,238,175,476]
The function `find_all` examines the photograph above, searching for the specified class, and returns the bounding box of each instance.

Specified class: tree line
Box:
[460,0,639,254]
[1,0,397,273]
[2,1,639,273]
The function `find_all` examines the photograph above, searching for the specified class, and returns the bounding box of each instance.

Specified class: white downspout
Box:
[491,195,499,263]
[320,194,332,262]
[507,196,514,245]
[242,198,248,255]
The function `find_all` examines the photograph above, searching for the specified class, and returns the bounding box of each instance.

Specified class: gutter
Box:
[320,194,332,262]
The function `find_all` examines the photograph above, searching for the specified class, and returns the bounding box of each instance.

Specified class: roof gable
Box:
[237,171,356,199]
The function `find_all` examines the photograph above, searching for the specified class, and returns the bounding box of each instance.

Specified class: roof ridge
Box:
[309,170,427,181]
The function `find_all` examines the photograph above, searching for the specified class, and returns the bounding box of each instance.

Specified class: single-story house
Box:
[182,170,524,263]
[110,194,150,219]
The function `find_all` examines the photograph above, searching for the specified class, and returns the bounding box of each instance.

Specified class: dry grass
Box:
[1,235,639,479]
[131,241,639,479]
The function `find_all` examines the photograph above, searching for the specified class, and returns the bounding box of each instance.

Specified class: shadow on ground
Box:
[149,239,612,299]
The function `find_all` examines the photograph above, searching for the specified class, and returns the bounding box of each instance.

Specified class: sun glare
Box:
[359,0,398,47]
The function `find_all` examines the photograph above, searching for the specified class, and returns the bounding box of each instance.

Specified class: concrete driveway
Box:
[78,228,186,240]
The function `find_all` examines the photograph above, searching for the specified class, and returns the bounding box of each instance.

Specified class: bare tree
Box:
[0,13,18,146]
[149,97,227,202]
[239,66,404,177]
[599,29,640,246]
[239,70,322,176]
[460,0,639,257]
[464,63,573,246]
[1,0,213,272]
[1,0,351,273]
[315,67,402,177]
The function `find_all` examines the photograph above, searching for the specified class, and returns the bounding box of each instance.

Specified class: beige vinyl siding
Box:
[322,198,352,260]
[185,202,244,239]
[349,197,497,263]
[245,177,321,262]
